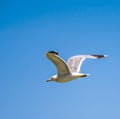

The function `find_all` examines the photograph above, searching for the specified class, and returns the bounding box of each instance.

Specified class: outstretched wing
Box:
[46,51,71,76]
[68,55,107,73]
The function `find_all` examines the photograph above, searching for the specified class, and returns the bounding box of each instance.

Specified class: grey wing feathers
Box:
[46,52,71,76]
[68,54,107,73]
[68,55,85,73]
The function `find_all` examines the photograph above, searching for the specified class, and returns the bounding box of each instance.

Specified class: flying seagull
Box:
[46,51,108,83]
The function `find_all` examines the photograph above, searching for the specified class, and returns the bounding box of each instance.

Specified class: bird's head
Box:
[46,75,57,82]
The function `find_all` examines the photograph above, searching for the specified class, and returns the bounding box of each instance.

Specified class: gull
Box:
[46,51,108,83]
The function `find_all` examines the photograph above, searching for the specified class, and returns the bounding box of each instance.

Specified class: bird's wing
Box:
[46,51,71,76]
[68,55,108,73]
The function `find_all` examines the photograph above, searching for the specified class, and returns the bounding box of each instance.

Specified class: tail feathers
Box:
[80,73,90,77]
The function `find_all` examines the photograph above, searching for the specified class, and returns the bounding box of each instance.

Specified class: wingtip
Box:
[91,54,108,59]
[103,55,109,58]
[47,51,59,55]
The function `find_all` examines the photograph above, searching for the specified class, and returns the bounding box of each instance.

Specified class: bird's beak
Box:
[46,79,52,82]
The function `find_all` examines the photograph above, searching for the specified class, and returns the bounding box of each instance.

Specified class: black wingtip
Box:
[91,55,108,59]
[47,51,59,55]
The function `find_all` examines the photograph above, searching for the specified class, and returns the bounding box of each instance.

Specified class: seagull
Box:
[46,51,108,83]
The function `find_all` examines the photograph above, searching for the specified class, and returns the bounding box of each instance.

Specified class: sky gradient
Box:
[0,0,120,119]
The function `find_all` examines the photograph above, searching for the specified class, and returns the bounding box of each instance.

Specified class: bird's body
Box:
[47,73,88,82]
[46,51,108,83]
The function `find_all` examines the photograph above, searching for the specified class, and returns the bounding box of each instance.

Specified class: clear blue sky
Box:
[0,0,120,119]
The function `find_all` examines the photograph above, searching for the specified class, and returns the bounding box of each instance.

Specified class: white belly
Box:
[56,73,85,82]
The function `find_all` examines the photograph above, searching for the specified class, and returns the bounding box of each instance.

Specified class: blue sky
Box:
[0,0,120,119]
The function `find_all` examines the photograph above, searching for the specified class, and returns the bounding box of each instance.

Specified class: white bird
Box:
[46,51,108,83]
